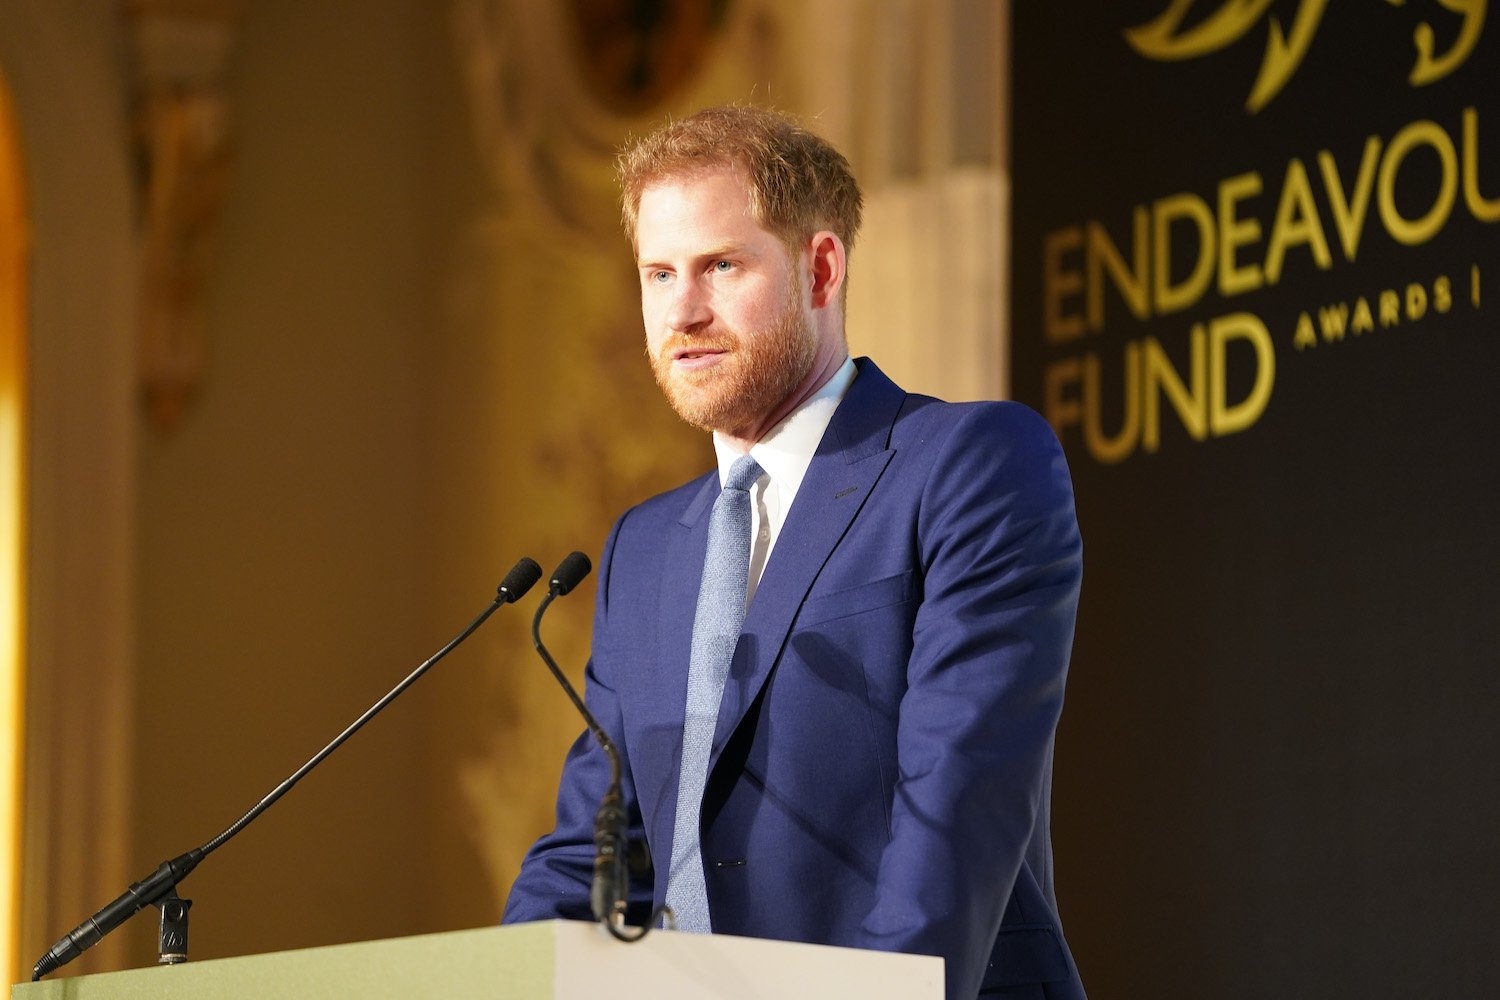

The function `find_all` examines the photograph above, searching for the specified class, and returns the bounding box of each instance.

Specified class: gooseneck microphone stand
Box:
[31,557,544,981]
[530,552,658,941]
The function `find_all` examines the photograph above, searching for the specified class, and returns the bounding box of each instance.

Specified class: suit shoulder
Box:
[895,395,1063,457]
[595,469,713,615]
[898,398,1081,562]
[612,469,715,537]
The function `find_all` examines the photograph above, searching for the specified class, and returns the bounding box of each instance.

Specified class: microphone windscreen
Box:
[550,551,593,595]
[498,558,543,603]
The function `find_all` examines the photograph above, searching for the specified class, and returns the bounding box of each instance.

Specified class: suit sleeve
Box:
[853,403,1083,1000]
[501,513,652,924]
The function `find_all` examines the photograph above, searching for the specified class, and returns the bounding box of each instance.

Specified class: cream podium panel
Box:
[12,920,944,999]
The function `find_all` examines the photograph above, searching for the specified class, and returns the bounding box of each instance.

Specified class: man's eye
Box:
[650,270,672,284]
[712,260,733,273]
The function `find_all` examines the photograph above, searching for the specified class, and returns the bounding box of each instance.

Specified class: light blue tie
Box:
[665,453,763,932]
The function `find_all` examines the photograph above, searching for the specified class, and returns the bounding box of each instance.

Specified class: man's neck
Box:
[718,346,850,454]
[714,355,856,461]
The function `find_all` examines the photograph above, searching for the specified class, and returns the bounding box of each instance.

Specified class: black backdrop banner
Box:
[1010,4,1498,996]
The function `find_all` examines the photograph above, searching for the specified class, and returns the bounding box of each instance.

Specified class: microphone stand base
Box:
[154,889,192,965]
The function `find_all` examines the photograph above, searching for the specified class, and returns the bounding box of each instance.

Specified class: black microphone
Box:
[549,550,592,595]
[498,558,544,604]
[529,552,648,941]
[32,557,543,981]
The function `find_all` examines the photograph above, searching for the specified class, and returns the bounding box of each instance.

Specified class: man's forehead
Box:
[635,168,771,255]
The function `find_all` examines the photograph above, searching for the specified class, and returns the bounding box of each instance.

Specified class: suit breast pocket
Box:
[794,570,915,628]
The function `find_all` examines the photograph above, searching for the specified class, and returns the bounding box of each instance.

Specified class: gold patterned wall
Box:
[435,0,1006,923]
[431,0,793,929]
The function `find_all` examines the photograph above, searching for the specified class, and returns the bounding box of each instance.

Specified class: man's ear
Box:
[806,231,847,309]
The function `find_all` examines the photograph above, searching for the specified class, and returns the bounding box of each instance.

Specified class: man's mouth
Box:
[669,345,730,368]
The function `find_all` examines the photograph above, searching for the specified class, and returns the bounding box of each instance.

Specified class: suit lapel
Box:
[656,470,718,724]
[640,471,716,863]
[709,359,906,772]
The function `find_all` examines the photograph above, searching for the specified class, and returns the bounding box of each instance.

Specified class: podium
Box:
[11,920,943,998]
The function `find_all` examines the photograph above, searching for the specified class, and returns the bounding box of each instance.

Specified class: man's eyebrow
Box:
[698,241,746,258]
[637,241,751,268]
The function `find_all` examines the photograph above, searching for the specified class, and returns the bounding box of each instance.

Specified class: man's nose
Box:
[664,278,712,333]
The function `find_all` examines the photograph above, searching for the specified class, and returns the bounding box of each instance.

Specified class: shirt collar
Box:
[712,355,858,492]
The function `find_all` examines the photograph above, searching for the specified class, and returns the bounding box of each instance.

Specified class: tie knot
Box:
[723,455,763,494]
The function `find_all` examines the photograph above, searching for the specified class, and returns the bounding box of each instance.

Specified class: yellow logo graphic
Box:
[1125,0,1487,112]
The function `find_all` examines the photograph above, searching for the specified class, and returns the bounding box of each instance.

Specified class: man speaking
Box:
[503,105,1086,1000]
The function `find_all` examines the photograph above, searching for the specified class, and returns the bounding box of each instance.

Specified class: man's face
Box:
[635,167,817,439]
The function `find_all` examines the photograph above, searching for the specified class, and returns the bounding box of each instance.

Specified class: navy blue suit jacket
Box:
[504,359,1085,1000]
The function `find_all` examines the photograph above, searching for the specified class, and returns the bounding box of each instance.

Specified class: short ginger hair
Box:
[616,104,864,256]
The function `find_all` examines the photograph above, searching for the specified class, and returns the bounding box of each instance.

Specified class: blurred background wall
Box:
[1,0,1008,985]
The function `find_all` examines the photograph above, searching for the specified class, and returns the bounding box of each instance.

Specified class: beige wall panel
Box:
[132,0,439,965]
[0,0,138,977]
